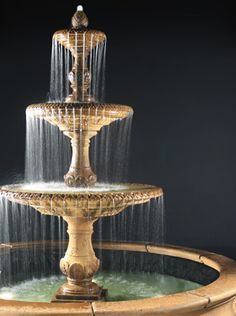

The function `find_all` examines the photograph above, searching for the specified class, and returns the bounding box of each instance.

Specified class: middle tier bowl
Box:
[26,103,134,187]
[0,183,163,217]
[26,102,133,133]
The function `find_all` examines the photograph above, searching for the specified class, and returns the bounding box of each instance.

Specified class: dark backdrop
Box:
[1,0,236,258]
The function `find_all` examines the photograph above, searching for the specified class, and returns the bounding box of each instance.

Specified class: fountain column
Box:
[61,6,98,187]
[64,130,97,187]
[66,50,93,103]
[54,216,104,301]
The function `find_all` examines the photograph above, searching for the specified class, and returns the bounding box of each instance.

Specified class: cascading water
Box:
[95,196,165,273]
[25,116,71,182]
[49,34,106,102]
[24,113,133,183]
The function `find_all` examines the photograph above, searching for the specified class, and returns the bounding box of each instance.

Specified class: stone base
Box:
[51,288,107,303]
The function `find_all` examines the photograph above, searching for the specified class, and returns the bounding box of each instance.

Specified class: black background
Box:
[1,1,236,259]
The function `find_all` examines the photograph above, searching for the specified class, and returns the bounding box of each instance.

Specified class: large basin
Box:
[0,241,235,315]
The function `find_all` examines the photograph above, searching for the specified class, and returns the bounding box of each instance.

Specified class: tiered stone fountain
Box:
[0,6,162,302]
[1,5,236,315]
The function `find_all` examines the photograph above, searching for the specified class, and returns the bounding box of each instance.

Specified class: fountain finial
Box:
[71,5,88,29]
[77,5,83,11]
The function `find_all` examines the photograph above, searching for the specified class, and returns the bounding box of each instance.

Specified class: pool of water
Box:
[0,271,201,302]
[2,182,130,193]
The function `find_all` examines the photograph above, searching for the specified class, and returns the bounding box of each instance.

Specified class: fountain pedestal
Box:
[53,216,106,301]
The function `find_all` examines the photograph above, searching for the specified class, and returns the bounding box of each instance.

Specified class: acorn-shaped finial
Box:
[71,5,89,29]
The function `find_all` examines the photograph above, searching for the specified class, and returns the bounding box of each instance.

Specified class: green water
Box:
[0,272,201,302]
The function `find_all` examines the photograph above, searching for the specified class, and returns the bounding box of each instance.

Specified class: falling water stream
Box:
[25,113,133,183]
[49,37,106,102]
